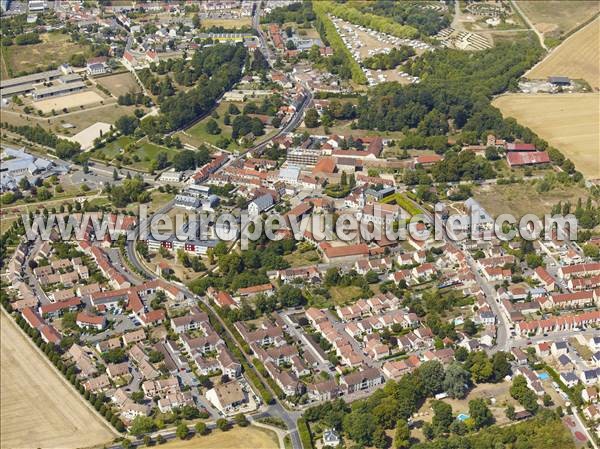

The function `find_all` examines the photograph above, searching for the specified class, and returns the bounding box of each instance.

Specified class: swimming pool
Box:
[457,413,470,421]
[537,372,550,380]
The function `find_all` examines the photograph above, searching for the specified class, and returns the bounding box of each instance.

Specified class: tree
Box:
[469,398,494,429]
[195,421,209,436]
[343,411,376,446]
[304,108,319,128]
[510,375,539,414]
[176,422,189,439]
[443,362,471,399]
[121,438,131,449]
[505,404,516,420]
[206,119,221,135]
[216,418,230,431]
[372,426,389,449]
[115,115,139,135]
[228,103,240,115]
[417,361,445,397]
[467,351,494,383]
[130,416,156,436]
[431,400,453,435]
[234,413,249,427]
[393,420,410,449]
[492,352,511,382]
[463,318,477,336]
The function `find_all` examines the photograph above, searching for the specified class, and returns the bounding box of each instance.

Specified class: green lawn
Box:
[330,286,364,306]
[184,101,244,151]
[284,249,321,267]
[90,136,181,172]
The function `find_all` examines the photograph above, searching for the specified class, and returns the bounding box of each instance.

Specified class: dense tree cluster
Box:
[414,410,569,449]
[356,40,543,141]
[231,115,265,140]
[363,46,416,70]
[0,122,80,159]
[359,1,451,36]
[261,2,315,25]
[190,238,295,298]
[104,175,149,207]
[142,43,248,134]
[430,150,496,182]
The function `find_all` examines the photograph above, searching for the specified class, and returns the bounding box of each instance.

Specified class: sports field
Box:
[0,312,115,449]
[158,425,279,449]
[493,93,599,179]
[34,90,106,113]
[97,72,141,97]
[526,17,599,89]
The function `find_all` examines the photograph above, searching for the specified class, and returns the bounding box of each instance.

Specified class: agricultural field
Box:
[1,32,88,77]
[0,312,115,449]
[493,93,600,178]
[516,1,600,37]
[474,181,592,219]
[96,72,142,97]
[525,17,599,89]
[158,425,279,449]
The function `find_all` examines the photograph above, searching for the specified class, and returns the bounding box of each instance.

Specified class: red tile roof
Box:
[507,151,550,166]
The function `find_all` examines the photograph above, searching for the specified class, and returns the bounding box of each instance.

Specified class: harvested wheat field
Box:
[493,93,600,179]
[158,425,280,449]
[526,17,599,89]
[0,312,115,449]
[517,1,600,36]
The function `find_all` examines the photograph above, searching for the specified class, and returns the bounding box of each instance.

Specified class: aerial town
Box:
[0,1,599,449]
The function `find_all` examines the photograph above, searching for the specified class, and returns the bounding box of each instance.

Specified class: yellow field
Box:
[493,93,599,179]
[526,17,599,89]
[516,1,600,36]
[0,312,115,449]
[159,425,279,449]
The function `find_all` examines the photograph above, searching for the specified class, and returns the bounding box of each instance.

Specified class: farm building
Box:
[548,76,571,86]
[506,151,551,167]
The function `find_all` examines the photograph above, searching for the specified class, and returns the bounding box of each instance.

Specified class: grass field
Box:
[516,1,600,36]
[525,17,599,89]
[201,17,253,28]
[0,102,140,137]
[492,93,600,178]
[284,249,321,267]
[96,72,141,97]
[184,101,245,151]
[91,136,180,172]
[330,285,364,306]
[159,425,279,449]
[1,32,88,77]
[0,312,115,449]
[474,181,592,218]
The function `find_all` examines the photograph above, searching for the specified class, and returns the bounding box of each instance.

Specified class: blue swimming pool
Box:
[457,413,470,421]
[537,372,550,380]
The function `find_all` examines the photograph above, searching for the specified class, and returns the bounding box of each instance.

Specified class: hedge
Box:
[313,2,367,85]
[297,417,314,449]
